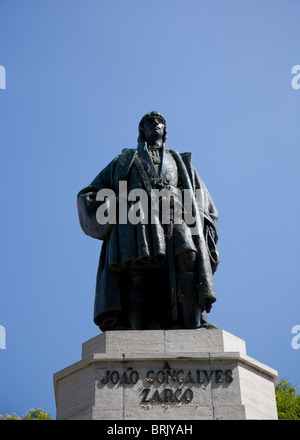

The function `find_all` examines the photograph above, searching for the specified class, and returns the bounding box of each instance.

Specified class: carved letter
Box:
[141,388,151,403]
[224,369,233,383]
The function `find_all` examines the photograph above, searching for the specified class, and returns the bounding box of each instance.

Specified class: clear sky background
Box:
[0,0,299,418]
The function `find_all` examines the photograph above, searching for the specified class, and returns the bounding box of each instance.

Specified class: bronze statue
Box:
[77,112,219,331]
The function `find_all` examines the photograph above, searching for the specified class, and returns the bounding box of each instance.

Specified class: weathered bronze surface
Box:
[77,112,219,331]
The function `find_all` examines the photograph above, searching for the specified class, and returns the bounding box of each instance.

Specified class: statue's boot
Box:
[97,311,129,332]
[199,308,218,329]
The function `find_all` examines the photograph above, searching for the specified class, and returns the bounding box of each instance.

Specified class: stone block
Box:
[54,329,278,420]
[81,329,246,359]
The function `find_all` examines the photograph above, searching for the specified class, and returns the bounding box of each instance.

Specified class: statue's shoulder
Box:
[179,151,192,158]
[118,147,137,166]
[113,147,137,181]
[169,149,192,158]
[120,147,136,157]
[170,149,193,169]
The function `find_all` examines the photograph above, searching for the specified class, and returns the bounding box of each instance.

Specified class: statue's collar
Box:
[137,142,168,152]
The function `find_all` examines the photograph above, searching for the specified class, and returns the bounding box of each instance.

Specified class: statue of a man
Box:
[77,111,219,331]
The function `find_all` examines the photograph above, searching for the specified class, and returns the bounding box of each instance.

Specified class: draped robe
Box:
[77,142,219,326]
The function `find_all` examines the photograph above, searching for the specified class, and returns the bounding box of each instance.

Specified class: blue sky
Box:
[0,0,299,418]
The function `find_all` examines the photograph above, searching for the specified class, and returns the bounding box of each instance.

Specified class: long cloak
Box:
[77,143,219,325]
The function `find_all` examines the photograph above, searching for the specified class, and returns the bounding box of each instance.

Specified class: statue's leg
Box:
[175,252,217,330]
[177,271,201,329]
[175,252,201,329]
[126,267,152,330]
[127,300,148,330]
[126,263,172,330]
[147,263,172,329]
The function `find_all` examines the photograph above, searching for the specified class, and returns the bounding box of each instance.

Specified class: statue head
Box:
[138,111,167,143]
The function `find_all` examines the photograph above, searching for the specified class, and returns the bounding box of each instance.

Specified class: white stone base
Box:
[53,329,278,420]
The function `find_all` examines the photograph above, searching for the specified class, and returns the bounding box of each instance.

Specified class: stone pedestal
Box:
[53,329,278,420]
